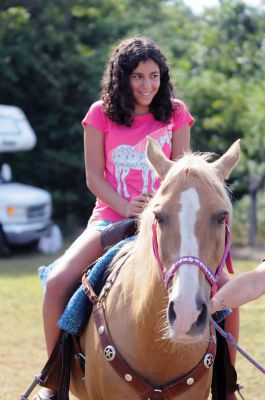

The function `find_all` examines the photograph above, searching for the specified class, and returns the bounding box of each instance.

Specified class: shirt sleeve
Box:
[171,100,194,131]
[81,100,108,134]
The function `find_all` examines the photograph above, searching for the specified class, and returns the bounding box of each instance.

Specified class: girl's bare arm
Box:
[171,124,191,160]
[211,261,265,312]
[84,124,149,217]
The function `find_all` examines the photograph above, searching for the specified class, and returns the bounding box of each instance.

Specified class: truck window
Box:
[0,116,21,136]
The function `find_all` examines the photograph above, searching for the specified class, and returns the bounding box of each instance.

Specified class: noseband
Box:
[152,217,233,297]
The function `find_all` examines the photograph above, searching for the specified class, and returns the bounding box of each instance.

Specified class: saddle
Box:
[21,217,239,400]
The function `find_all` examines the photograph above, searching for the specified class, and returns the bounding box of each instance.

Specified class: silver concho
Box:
[204,353,214,369]
[104,345,116,361]
[125,373,133,381]
[186,377,194,385]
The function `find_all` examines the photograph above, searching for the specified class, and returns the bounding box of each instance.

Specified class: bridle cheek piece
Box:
[151,216,233,298]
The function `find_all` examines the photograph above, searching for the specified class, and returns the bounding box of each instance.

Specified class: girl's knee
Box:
[45,273,65,300]
[45,267,79,306]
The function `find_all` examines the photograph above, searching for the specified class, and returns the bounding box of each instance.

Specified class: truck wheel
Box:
[0,226,9,257]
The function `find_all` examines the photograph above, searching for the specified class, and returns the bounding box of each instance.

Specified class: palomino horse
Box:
[71,139,240,400]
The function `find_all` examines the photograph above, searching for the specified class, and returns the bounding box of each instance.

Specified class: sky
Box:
[183,0,264,14]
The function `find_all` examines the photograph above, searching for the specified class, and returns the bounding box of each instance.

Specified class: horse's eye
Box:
[154,211,164,224]
[216,212,228,225]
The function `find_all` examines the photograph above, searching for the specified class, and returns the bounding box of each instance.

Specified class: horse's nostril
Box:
[168,301,176,324]
[197,302,208,327]
[188,300,209,336]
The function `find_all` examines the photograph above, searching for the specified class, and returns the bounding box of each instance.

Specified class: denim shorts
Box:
[87,217,112,232]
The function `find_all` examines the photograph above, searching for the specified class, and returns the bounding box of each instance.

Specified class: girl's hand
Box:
[124,194,152,217]
[210,296,226,314]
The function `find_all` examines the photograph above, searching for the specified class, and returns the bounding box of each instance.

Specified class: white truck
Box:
[0,105,58,256]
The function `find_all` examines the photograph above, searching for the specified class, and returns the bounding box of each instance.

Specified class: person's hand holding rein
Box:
[124,193,152,217]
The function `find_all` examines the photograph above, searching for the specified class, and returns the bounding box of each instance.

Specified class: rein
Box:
[211,318,265,375]
[151,218,233,297]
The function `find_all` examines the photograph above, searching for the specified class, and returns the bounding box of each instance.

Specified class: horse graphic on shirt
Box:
[112,127,172,198]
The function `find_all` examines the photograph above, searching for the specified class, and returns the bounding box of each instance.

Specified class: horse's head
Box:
[145,138,240,343]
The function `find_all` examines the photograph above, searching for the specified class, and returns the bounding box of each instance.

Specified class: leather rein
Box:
[82,218,234,400]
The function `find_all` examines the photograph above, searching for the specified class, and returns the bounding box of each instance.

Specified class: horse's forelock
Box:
[164,152,217,185]
[162,152,232,215]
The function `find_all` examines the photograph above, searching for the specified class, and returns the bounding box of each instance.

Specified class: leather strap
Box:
[82,253,130,306]
[93,305,216,400]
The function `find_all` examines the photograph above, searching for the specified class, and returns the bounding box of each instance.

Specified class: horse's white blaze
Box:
[169,187,201,336]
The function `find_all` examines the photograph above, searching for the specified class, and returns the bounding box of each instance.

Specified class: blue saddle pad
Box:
[39,237,135,335]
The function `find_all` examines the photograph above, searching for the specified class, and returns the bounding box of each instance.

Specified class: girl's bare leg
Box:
[34,228,103,399]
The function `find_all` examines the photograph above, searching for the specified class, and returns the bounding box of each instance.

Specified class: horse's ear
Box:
[146,137,173,179]
[212,139,241,181]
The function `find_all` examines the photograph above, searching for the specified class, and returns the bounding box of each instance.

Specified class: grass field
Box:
[0,248,265,400]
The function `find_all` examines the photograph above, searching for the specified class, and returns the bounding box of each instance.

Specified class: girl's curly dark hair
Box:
[101,36,175,127]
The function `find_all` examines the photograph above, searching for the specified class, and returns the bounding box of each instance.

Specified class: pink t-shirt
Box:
[82,100,194,222]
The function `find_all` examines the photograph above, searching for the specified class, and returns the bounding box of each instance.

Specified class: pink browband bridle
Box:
[152,217,233,297]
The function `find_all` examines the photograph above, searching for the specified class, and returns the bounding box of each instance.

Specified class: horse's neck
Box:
[105,257,210,384]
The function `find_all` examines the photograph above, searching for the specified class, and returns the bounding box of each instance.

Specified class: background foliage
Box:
[0,0,265,242]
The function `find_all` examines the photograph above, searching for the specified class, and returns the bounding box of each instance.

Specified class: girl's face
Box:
[129,59,160,115]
